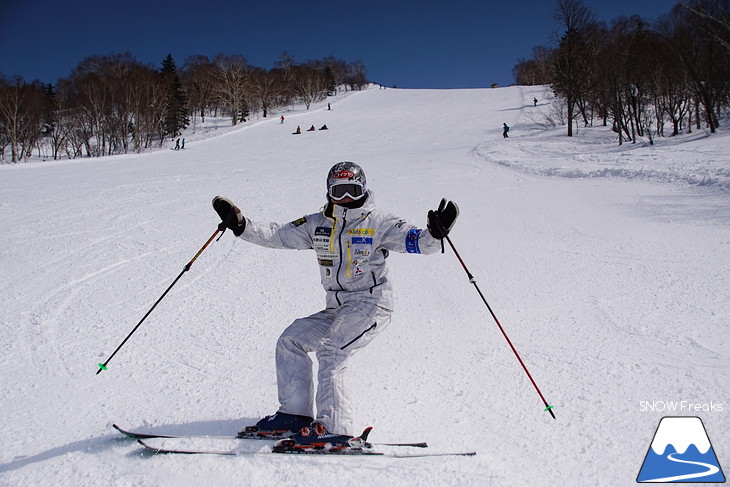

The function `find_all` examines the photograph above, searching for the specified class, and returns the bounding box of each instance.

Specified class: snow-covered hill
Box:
[1,85,728,486]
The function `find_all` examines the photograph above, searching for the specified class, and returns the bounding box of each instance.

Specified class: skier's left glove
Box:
[427,198,459,239]
[212,196,246,236]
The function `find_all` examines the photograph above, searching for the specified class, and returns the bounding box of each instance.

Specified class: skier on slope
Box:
[212,161,459,448]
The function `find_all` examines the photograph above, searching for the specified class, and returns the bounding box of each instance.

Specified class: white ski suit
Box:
[239,192,442,434]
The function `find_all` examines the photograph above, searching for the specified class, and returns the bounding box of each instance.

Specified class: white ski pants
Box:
[275,300,391,435]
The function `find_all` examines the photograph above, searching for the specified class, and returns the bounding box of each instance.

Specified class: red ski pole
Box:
[444,234,556,419]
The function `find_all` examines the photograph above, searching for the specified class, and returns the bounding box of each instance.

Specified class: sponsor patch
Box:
[405,228,422,254]
[315,250,337,260]
[347,228,375,236]
[291,217,307,227]
[351,237,373,245]
[314,237,332,253]
[315,227,332,236]
[318,258,334,267]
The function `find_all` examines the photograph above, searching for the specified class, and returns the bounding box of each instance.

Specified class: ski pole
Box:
[97,214,234,375]
[442,233,556,419]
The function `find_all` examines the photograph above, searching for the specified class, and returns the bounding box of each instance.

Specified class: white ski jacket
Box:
[239,192,441,310]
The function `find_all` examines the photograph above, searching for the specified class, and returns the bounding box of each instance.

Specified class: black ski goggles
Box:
[329,183,364,201]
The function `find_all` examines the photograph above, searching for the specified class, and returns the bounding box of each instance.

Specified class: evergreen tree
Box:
[41,83,57,136]
[324,66,336,95]
[160,54,189,138]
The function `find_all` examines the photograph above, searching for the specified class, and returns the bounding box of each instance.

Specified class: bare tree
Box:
[248,67,286,118]
[345,60,368,90]
[551,0,598,136]
[0,76,45,162]
[212,54,250,125]
[0,75,24,162]
[290,63,327,110]
[182,55,216,124]
[667,3,727,133]
[680,0,730,53]
[513,46,555,85]
[274,51,296,83]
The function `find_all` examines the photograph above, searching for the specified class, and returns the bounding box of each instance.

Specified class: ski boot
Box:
[237,412,313,440]
[273,422,373,454]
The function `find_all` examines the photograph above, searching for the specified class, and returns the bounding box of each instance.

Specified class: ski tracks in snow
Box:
[13,250,155,378]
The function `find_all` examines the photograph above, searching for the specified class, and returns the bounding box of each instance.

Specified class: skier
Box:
[174,138,180,150]
[280,115,285,124]
[293,125,301,135]
[181,138,185,149]
[533,97,538,106]
[503,123,509,138]
[319,124,328,130]
[212,162,459,448]
[307,125,316,131]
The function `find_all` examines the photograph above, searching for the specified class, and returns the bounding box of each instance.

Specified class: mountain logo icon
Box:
[637,416,725,483]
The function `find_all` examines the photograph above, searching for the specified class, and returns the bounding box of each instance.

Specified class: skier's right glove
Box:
[212,196,246,236]
[427,198,459,239]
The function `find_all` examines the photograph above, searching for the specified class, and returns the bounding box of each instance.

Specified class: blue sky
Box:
[1,0,676,89]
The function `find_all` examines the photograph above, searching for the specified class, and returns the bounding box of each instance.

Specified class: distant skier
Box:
[280,116,285,124]
[307,125,316,132]
[293,125,301,135]
[181,138,185,149]
[212,162,459,449]
[319,124,329,130]
[174,138,180,150]
[328,103,331,110]
[533,97,538,106]
[503,123,509,138]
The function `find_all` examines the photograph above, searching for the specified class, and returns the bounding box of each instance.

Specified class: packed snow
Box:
[1,85,728,486]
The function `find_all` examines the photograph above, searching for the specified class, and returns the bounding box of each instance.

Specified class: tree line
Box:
[513,0,729,143]
[0,52,368,162]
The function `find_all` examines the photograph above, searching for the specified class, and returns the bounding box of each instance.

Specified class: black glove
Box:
[212,196,246,236]
[427,198,459,239]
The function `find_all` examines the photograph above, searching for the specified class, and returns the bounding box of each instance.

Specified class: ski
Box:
[113,423,428,448]
[137,439,476,458]
[114,424,239,440]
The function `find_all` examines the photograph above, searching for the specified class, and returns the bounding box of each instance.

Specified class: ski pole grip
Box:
[216,210,236,238]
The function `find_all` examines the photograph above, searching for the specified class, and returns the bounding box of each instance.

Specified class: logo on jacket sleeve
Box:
[291,217,307,227]
[406,228,422,254]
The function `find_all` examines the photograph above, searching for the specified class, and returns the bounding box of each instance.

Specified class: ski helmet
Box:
[327,162,367,201]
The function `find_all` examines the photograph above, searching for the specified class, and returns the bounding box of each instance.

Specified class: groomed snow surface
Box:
[1,85,728,486]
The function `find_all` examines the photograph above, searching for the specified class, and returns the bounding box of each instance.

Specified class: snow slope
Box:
[1,86,728,486]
